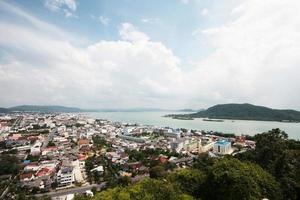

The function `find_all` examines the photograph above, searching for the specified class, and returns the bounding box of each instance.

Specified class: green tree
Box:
[167,168,205,198]
[149,165,166,179]
[203,158,282,200]
[0,154,19,175]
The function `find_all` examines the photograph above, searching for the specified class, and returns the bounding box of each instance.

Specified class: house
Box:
[20,172,34,182]
[36,167,55,177]
[78,139,90,148]
[9,133,22,141]
[159,155,168,164]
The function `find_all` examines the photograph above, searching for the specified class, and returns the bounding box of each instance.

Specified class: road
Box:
[34,182,106,198]
[34,174,149,198]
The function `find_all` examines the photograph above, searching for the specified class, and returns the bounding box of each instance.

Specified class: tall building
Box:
[56,166,74,187]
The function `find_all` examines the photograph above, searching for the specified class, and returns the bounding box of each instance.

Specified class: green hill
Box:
[167,103,300,122]
[6,105,83,113]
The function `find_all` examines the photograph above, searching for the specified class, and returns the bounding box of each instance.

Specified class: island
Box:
[165,103,300,122]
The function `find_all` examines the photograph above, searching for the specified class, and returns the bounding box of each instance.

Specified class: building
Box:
[30,141,42,156]
[213,140,232,155]
[56,166,74,187]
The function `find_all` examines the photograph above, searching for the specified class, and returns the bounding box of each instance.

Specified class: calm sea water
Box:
[88,111,300,140]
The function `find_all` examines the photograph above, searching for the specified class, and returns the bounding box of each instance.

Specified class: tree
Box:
[149,165,166,178]
[47,140,55,147]
[203,158,282,200]
[0,154,19,175]
[167,168,205,198]
[235,128,300,199]
[254,128,288,173]
[94,178,194,200]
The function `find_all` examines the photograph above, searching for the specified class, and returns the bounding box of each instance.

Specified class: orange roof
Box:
[20,172,33,180]
[36,167,54,177]
[78,139,90,146]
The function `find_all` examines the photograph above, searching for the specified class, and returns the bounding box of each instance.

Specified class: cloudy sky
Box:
[0,0,300,110]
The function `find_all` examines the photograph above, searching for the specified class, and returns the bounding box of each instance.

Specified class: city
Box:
[1,0,300,199]
[0,112,256,199]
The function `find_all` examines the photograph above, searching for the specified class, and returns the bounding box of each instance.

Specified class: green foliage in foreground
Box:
[235,128,300,200]
[88,157,280,200]
[94,178,194,200]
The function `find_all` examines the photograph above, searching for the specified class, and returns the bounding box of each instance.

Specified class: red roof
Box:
[78,154,87,161]
[78,139,90,146]
[36,167,54,177]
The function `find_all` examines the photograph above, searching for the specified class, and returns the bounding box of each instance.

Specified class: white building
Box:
[213,140,233,155]
[56,166,74,187]
[30,141,42,156]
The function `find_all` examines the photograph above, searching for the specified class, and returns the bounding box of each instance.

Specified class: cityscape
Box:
[0,112,256,199]
[1,0,300,199]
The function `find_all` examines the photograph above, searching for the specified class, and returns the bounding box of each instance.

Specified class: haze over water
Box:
[89,111,300,140]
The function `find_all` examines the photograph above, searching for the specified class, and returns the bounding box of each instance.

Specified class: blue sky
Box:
[5,0,225,65]
[1,0,300,109]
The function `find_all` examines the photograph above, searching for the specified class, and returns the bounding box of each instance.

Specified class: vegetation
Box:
[46,140,56,147]
[167,103,300,122]
[235,128,300,199]
[0,154,20,175]
[94,178,193,200]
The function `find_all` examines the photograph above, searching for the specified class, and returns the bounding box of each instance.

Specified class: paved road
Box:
[34,174,149,198]
[34,182,106,198]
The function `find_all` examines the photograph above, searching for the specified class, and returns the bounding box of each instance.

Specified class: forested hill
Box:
[167,103,300,122]
[0,105,84,113]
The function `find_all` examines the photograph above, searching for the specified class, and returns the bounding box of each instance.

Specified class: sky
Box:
[0,0,300,110]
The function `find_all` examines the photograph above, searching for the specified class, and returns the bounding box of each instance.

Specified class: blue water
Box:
[88,111,300,140]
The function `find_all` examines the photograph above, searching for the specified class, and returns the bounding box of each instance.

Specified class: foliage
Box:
[167,168,205,198]
[46,140,55,147]
[26,154,40,162]
[235,128,300,199]
[203,158,282,200]
[149,165,166,179]
[92,135,108,148]
[170,103,300,122]
[94,178,194,200]
[0,154,19,175]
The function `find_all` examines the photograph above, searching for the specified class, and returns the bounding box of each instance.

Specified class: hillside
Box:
[6,105,83,113]
[0,108,7,113]
[166,103,300,122]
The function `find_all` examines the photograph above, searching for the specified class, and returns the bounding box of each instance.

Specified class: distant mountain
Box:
[6,105,83,113]
[0,108,8,113]
[0,105,203,114]
[166,103,300,122]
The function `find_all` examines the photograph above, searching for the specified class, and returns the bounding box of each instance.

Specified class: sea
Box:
[88,111,300,140]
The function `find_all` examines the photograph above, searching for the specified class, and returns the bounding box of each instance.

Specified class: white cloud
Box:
[99,16,110,26]
[180,0,189,4]
[191,0,300,109]
[119,23,150,43]
[44,0,77,18]
[201,8,209,16]
[0,3,185,108]
[1,0,300,110]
